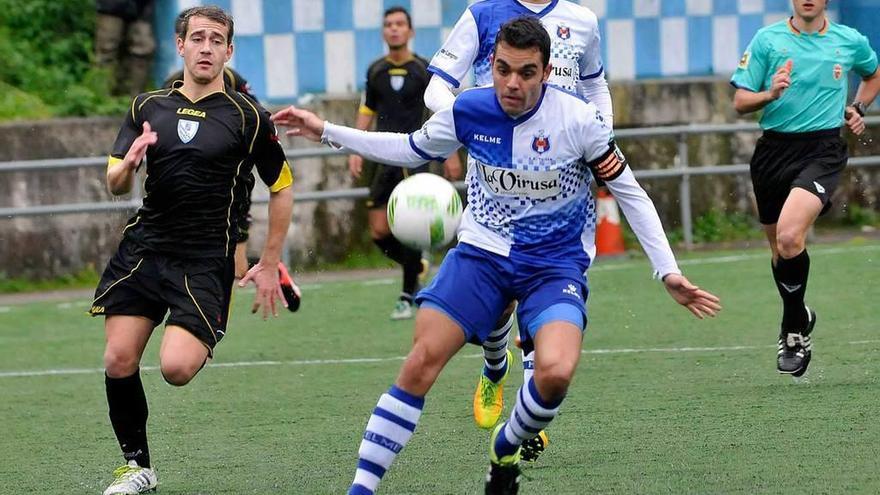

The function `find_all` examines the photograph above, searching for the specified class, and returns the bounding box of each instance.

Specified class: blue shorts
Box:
[416,243,589,345]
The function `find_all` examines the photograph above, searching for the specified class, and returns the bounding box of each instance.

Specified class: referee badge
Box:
[390,75,405,92]
[833,64,842,80]
[177,119,199,143]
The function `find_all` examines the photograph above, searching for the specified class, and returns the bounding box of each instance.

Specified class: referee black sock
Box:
[106,370,150,468]
[772,249,810,332]
[374,236,423,296]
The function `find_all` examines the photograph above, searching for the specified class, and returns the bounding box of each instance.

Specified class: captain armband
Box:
[586,141,627,181]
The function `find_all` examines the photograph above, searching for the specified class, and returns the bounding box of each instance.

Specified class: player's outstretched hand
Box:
[270,106,325,142]
[239,260,286,320]
[845,106,866,135]
[124,122,158,169]
[662,273,721,320]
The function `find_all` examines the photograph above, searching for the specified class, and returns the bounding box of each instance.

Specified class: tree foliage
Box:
[0,0,129,119]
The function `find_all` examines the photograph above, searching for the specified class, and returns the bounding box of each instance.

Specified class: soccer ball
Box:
[387,173,463,251]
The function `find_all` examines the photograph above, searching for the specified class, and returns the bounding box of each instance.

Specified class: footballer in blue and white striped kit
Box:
[272,17,721,495]
[423,0,614,443]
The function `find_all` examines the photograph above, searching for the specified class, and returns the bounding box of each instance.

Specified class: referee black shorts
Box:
[749,128,847,225]
[363,160,431,209]
[89,238,236,356]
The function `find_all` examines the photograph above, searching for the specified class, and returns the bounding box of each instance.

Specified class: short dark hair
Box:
[383,6,412,29]
[493,16,551,68]
[175,6,234,44]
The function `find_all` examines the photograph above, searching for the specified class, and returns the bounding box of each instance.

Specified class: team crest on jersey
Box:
[556,23,571,40]
[833,64,843,80]
[390,75,405,92]
[531,130,551,154]
[177,119,199,143]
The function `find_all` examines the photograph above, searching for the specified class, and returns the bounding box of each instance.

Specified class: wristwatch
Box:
[851,101,867,117]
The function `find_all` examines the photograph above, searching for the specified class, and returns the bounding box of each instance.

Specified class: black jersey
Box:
[108,85,291,258]
[361,55,431,133]
[162,69,259,243]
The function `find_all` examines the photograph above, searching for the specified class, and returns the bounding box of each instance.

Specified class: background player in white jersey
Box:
[424,0,612,453]
[272,17,720,495]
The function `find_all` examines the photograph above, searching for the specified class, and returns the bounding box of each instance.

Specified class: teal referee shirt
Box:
[731,17,878,133]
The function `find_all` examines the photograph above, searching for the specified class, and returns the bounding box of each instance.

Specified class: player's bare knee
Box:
[399,345,440,393]
[534,361,574,399]
[103,348,140,377]
[160,361,198,386]
[775,229,805,258]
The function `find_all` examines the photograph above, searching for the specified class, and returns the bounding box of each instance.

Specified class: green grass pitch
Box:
[0,241,878,494]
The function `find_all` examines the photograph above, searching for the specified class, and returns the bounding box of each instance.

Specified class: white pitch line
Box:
[591,244,880,272]
[2,340,878,379]
[0,244,873,313]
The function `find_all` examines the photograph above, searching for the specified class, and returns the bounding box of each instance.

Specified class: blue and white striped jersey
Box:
[410,84,609,262]
[428,0,604,92]
[323,85,679,277]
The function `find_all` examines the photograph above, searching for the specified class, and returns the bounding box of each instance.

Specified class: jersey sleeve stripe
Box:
[239,95,262,153]
[579,65,604,80]
[408,134,444,162]
[220,92,247,135]
[428,65,461,89]
[269,161,294,192]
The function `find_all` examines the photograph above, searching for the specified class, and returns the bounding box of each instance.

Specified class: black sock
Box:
[106,370,150,468]
[772,249,810,332]
[374,236,422,296]
[401,251,422,297]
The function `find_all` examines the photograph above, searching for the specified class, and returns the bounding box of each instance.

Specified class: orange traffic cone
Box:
[595,187,625,256]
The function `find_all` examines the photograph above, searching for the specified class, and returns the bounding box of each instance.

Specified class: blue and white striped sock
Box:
[349,385,425,495]
[482,314,513,383]
[493,378,562,459]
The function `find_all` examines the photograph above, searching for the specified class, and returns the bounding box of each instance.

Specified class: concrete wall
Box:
[1,79,878,279]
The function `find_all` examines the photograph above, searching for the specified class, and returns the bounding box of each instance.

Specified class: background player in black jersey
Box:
[348,6,462,320]
[90,7,294,494]
[163,65,301,311]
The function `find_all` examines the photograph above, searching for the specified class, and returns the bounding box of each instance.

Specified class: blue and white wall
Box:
[155,0,877,104]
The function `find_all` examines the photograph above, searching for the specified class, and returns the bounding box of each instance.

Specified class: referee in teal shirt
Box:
[731,0,880,377]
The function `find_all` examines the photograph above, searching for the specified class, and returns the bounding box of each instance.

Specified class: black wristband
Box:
[851,101,867,117]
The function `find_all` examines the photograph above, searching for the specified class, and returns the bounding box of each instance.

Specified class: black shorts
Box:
[89,238,236,355]
[749,128,847,225]
[363,161,431,209]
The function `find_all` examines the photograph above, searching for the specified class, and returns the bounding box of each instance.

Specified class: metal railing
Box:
[2,117,879,249]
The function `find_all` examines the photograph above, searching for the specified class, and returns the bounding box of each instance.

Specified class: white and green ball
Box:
[387,173,463,251]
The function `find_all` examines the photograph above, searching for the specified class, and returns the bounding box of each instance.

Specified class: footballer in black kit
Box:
[91,82,291,348]
[360,53,432,206]
[348,6,463,321]
[93,7,295,494]
[164,67,301,311]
